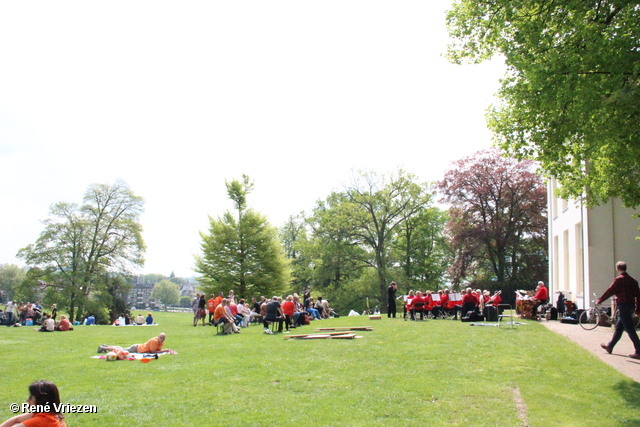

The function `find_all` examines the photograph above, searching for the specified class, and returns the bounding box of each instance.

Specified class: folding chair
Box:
[498,304,515,329]
[410,302,425,321]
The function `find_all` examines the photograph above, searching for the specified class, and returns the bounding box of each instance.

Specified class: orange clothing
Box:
[57,318,71,331]
[207,298,217,313]
[23,412,64,427]
[214,296,223,307]
[137,337,164,353]
[214,305,226,322]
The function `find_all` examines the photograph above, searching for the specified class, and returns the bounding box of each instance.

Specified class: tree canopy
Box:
[447,0,640,207]
[195,175,290,299]
[438,149,548,297]
[17,180,145,321]
[151,279,180,310]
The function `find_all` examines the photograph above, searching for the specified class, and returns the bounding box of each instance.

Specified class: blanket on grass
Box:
[91,350,177,361]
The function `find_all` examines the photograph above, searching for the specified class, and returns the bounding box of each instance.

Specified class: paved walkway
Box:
[542,320,640,383]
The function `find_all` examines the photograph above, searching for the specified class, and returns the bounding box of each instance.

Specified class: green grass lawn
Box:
[1,312,638,427]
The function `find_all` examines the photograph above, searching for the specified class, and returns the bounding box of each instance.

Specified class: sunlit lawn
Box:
[0,312,638,426]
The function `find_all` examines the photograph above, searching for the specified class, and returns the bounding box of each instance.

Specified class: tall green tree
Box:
[391,206,451,291]
[151,279,180,310]
[0,264,26,301]
[311,170,433,306]
[447,0,640,207]
[195,175,290,299]
[17,180,145,321]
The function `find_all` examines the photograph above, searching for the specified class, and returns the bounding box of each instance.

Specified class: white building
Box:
[548,177,640,310]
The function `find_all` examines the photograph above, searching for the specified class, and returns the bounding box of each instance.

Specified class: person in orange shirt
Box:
[214,292,224,308]
[97,333,171,354]
[213,299,240,334]
[1,380,66,427]
[207,294,217,325]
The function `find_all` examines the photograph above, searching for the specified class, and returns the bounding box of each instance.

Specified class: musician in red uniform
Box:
[531,281,548,317]
[403,290,415,320]
[461,288,477,318]
[410,291,425,321]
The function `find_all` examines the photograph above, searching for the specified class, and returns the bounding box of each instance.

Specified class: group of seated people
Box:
[404,288,503,321]
[34,313,73,332]
[203,290,337,335]
[113,313,155,326]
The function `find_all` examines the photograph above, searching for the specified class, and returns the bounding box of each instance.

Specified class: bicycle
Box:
[579,293,640,330]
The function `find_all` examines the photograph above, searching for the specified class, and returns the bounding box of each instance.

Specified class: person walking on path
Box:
[598,261,640,359]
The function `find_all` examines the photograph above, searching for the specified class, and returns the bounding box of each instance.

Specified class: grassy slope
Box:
[0,312,638,427]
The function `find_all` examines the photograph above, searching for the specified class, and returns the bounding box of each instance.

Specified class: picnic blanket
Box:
[91,350,177,361]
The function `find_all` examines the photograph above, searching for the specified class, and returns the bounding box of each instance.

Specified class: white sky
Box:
[0,1,506,278]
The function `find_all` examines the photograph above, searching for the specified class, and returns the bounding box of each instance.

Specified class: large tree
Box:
[438,149,548,297]
[391,206,451,291]
[151,279,180,310]
[17,180,145,321]
[195,175,290,299]
[0,264,26,301]
[310,170,433,306]
[447,0,640,207]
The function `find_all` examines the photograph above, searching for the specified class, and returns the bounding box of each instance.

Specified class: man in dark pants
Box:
[387,281,398,318]
[599,261,640,359]
[263,296,287,333]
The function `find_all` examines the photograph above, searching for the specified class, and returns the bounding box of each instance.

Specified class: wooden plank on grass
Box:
[314,326,373,331]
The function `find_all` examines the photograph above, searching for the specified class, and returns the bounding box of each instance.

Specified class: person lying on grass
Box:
[97,332,172,355]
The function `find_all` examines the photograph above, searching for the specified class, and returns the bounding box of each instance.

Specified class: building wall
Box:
[586,201,640,304]
[548,178,585,306]
[549,176,640,310]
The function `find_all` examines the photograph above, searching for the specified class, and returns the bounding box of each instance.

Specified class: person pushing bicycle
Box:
[598,261,640,359]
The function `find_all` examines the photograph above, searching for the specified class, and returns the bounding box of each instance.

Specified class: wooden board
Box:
[287,333,360,340]
[314,326,373,331]
[297,334,332,339]
[369,315,381,320]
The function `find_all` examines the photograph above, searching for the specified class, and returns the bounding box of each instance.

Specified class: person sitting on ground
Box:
[213,299,241,335]
[1,380,66,427]
[97,332,172,355]
[146,313,154,325]
[84,315,95,325]
[263,296,287,333]
[35,313,55,332]
[315,296,326,318]
[135,313,145,325]
[55,315,73,331]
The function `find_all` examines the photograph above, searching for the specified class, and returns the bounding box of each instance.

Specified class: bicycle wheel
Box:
[579,309,600,330]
